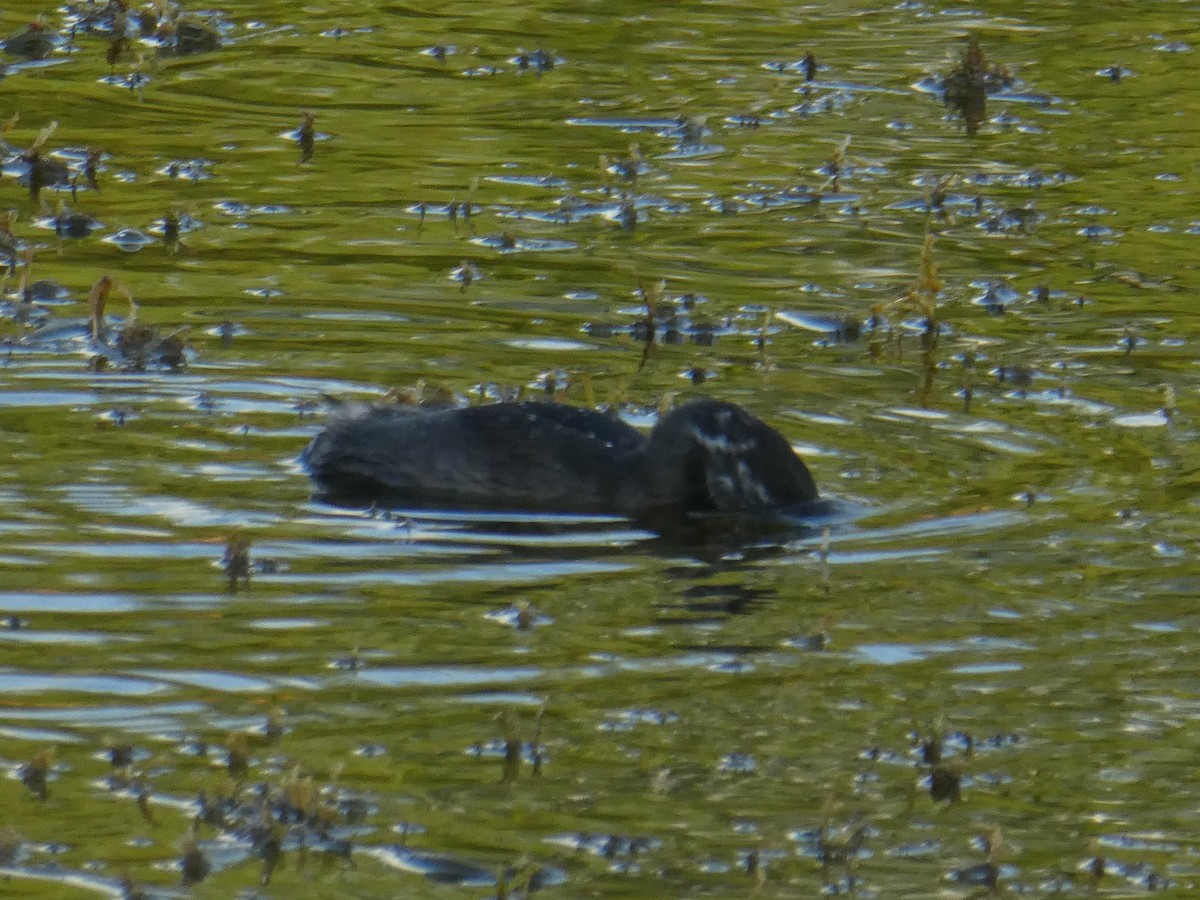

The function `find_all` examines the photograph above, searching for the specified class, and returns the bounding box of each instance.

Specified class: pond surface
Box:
[1,0,1198,896]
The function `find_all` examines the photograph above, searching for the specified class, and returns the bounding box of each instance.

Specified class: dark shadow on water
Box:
[639,498,845,561]
[310,489,852,565]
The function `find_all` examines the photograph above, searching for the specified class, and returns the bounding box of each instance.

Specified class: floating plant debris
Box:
[36,204,102,238]
[936,34,1014,134]
[155,18,223,56]
[223,532,252,588]
[297,110,316,163]
[4,18,64,60]
[65,275,191,370]
[18,121,70,200]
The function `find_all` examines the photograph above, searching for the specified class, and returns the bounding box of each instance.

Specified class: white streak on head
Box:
[689,424,756,454]
[736,459,772,505]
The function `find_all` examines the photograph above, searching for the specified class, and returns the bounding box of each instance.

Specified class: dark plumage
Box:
[301,398,819,518]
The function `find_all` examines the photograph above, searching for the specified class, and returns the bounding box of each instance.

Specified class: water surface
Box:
[1,0,1198,896]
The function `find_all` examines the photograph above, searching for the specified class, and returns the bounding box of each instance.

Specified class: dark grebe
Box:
[302,399,818,517]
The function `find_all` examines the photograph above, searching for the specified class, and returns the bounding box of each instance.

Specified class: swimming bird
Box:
[302,398,819,518]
